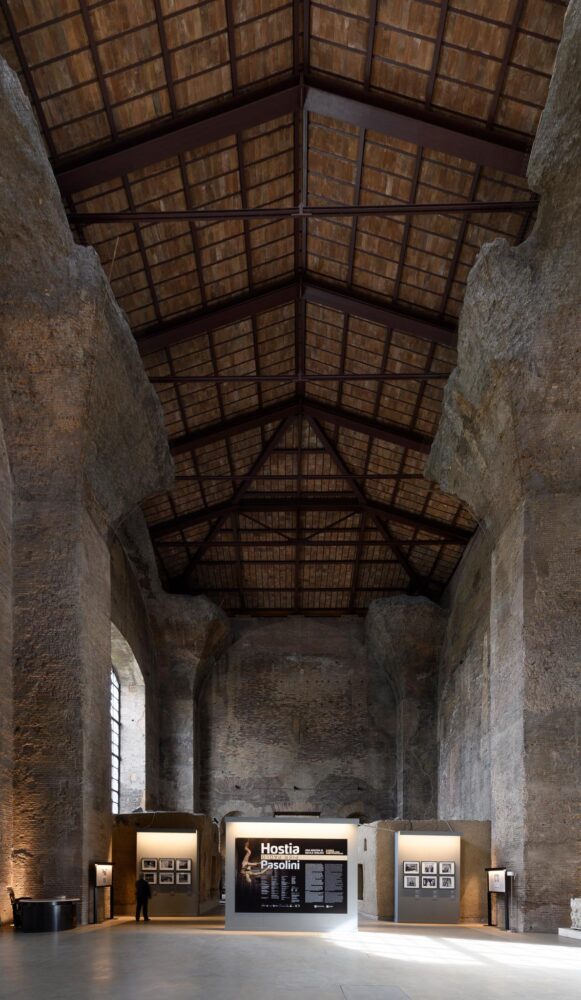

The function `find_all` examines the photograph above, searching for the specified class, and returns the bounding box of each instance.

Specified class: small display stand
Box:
[91,862,114,924]
[486,867,513,930]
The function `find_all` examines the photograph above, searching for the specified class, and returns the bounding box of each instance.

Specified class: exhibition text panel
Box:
[235,837,347,914]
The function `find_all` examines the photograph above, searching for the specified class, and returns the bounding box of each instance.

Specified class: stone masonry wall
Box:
[0,57,172,921]
[427,1,581,931]
[0,421,12,925]
[199,617,397,822]
[438,529,493,821]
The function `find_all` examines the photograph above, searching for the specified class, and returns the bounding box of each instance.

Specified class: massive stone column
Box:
[115,511,230,813]
[366,597,447,818]
[155,594,230,812]
[0,59,172,921]
[427,1,581,932]
[0,420,13,926]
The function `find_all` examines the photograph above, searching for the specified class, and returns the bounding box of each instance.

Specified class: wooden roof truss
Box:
[0,0,566,613]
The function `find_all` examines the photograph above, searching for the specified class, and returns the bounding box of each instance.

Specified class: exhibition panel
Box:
[226,817,358,931]
[136,830,198,917]
[394,831,461,923]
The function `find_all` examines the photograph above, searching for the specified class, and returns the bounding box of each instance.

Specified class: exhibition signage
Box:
[486,867,513,929]
[226,818,358,932]
[91,861,114,923]
[235,837,347,914]
[394,831,462,924]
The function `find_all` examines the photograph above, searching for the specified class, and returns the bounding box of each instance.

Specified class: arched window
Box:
[111,623,146,812]
[110,668,121,814]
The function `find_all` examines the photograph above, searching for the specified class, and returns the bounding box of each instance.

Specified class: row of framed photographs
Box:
[403,861,455,876]
[142,871,191,885]
[141,858,191,872]
[404,875,455,890]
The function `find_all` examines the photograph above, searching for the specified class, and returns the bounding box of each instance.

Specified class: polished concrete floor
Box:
[0,914,579,1000]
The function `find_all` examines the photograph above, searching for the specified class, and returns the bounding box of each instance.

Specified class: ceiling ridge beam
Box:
[136,279,299,355]
[137,276,455,356]
[55,78,303,194]
[303,279,456,348]
[302,398,433,454]
[304,76,529,176]
[169,396,433,456]
[170,399,301,455]
[53,75,531,196]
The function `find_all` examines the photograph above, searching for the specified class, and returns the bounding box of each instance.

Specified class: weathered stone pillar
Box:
[0,421,13,926]
[0,59,172,921]
[427,1,581,932]
[154,596,230,812]
[366,597,447,818]
[115,512,230,813]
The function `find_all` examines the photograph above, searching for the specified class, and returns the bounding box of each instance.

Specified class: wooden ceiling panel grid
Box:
[0,0,562,612]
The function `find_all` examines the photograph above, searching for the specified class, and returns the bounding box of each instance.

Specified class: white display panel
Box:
[226,818,358,932]
[136,830,198,917]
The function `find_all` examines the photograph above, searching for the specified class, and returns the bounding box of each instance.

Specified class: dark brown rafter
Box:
[53,76,530,195]
[150,372,449,384]
[305,416,428,593]
[151,496,471,545]
[136,278,456,355]
[183,416,294,570]
[157,539,453,549]
[169,396,433,457]
[69,200,536,224]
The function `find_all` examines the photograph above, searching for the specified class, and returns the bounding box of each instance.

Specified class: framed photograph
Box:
[176,872,191,885]
[403,861,419,875]
[439,875,455,890]
[159,858,175,871]
[422,875,437,889]
[159,872,175,885]
[439,862,455,875]
[403,875,419,889]
[141,858,157,871]
[421,861,437,875]
[176,859,192,872]
[142,871,157,884]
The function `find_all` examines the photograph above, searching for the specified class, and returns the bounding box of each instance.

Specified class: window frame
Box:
[110,668,121,814]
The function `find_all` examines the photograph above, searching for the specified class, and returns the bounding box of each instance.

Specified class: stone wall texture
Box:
[366,597,448,818]
[0,57,172,921]
[0,420,12,925]
[199,617,397,822]
[438,529,492,821]
[428,0,581,932]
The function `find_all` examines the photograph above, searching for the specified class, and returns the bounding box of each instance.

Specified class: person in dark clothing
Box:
[135,876,152,921]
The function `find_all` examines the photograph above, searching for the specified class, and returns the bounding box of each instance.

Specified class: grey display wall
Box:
[136,829,198,917]
[226,817,358,932]
[394,831,461,923]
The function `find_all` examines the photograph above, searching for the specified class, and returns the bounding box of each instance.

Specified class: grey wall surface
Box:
[198,617,398,822]
[438,529,492,821]
[0,421,12,925]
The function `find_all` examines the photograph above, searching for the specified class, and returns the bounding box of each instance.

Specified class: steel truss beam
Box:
[150,496,471,544]
[54,77,529,194]
[169,396,432,457]
[136,278,456,355]
[68,199,535,224]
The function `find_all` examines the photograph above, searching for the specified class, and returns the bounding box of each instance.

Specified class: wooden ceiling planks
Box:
[0,0,566,613]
